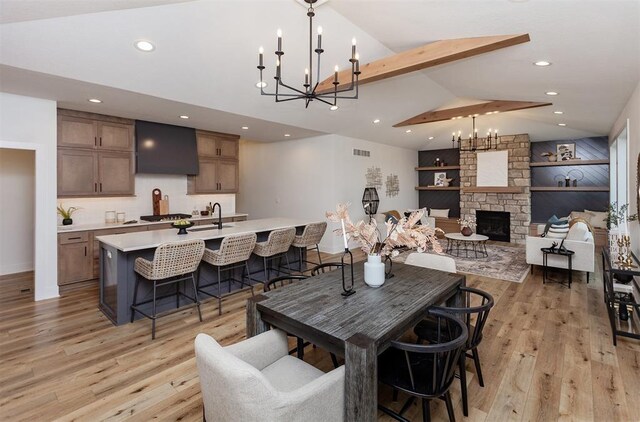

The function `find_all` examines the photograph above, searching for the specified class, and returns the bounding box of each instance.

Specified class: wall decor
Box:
[386,174,400,197]
[556,143,576,160]
[434,172,447,187]
[477,150,508,186]
[365,166,383,189]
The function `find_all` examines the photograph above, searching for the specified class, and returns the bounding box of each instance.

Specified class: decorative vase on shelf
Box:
[461,226,472,236]
[364,254,385,287]
[62,218,73,226]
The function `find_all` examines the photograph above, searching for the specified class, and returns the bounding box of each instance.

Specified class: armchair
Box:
[195,329,345,422]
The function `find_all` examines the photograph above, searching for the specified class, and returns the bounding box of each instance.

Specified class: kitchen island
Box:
[96,218,320,325]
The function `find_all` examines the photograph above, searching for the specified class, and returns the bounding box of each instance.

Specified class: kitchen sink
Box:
[188,225,234,232]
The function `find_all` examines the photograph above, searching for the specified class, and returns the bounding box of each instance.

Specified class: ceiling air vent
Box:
[353,148,370,157]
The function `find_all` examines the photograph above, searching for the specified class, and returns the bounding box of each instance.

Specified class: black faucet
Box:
[212,202,222,229]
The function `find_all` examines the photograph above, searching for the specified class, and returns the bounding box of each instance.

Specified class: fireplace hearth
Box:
[476,211,510,242]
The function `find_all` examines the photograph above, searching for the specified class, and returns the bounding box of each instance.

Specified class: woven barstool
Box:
[198,232,257,315]
[291,221,327,272]
[131,239,205,339]
[252,227,296,284]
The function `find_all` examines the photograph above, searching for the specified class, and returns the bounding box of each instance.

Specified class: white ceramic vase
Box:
[364,254,385,287]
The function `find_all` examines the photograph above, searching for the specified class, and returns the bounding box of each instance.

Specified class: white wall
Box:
[610,80,640,257]
[238,134,418,253]
[62,174,236,225]
[0,149,35,275]
[0,92,58,300]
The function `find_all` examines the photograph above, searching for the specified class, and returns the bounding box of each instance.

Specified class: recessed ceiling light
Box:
[241,126,249,130]
[330,105,339,111]
[284,133,291,137]
[373,119,381,124]
[134,40,155,52]
[554,111,564,115]
[428,136,434,140]
[256,81,268,88]
[88,98,102,103]
[405,129,412,133]
[558,123,566,127]
[534,61,551,66]
[179,115,189,119]
[545,91,559,96]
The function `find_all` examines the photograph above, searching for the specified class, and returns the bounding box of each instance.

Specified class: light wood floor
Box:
[1,250,639,422]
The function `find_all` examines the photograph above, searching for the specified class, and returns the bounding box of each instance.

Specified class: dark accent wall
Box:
[531,136,609,222]
[417,148,460,218]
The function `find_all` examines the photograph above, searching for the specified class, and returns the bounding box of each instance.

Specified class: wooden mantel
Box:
[461,186,524,193]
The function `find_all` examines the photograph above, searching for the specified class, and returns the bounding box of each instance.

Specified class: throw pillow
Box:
[584,209,607,229]
[542,215,569,237]
[429,208,450,218]
[383,210,400,224]
[569,217,593,233]
[569,211,594,222]
[566,221,589,241]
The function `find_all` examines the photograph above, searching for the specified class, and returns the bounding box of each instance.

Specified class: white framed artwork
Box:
[476,150,508,186]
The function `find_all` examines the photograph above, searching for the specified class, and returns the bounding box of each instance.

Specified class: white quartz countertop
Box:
[57,213,248,233]
[96,217,320,252]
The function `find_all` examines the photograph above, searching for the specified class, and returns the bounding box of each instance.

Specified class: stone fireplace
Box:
[459,134,531,244]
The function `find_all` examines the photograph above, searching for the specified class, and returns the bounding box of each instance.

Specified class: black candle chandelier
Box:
[256,0,360,108]
[452,115,499,152]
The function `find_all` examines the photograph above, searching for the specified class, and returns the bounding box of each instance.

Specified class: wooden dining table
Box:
[246,261,465,421]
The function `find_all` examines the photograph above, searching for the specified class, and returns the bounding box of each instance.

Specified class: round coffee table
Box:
[444,233,489,258]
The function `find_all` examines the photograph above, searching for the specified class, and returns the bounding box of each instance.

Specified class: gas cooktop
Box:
[140,213,191,222]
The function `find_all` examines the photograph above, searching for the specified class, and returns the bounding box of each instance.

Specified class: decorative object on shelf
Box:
[442,177,455,187]
[457,217,476,236]
[568,169,584,187]
[365,166,383,190]
[326,203,442,257]
[434,172,447,186]
[556,143,576,161]
[565,175,571,187]
[57,204,80,226]
[172,219,194,235]
[385,174,399,197]
[434,157,441,167]
[256,0,360,108]
[541,151,557,162]
[362,187,380,221]
[451,115,498,152]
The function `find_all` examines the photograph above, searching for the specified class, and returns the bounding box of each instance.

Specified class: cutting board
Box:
[159,195,170,215]
[152,188,162,215]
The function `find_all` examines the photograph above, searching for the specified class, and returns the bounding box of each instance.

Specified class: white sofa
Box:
[525,222,595,280]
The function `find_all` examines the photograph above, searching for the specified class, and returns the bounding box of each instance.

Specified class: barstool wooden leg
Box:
[191,274,203,322]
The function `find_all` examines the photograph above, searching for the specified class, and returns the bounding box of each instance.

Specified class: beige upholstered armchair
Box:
[195,329,345,422]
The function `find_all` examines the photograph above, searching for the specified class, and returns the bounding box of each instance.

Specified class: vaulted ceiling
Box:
[0,0,638,149]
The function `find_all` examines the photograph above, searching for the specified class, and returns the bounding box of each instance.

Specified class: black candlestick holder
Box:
[341,248,356,297]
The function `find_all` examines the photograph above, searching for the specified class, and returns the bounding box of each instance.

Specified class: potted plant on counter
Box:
[326,203,442,287]
[57,204,81,226]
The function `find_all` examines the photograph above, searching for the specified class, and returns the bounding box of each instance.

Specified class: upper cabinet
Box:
[57,109,135,197]
[196,130,239,159]
[188,130,240,194]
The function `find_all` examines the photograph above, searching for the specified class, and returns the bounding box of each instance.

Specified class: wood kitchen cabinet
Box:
[187,158,239,194]
[57,109,135,197]
[196,130,239,159]
[58,232,93,286]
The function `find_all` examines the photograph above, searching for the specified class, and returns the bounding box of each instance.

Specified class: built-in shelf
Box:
[415,186,461,191]
[415,165,461,171]
[529,159,609,167]
[530,186,610,192]
[461,186,524,193]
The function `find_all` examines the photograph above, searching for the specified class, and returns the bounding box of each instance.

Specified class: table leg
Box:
[568,255,572,289]
[246,294,269,338]
[345,333,377,422]
[542,253,547,284]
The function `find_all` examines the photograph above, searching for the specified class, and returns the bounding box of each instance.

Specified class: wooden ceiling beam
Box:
[315,34,530,94]
[393,100,553,127]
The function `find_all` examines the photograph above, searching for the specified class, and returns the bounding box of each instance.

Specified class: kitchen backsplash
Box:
[58,174,236,225]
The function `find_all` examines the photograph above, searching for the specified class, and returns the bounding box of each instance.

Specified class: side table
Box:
[541,247,575,288]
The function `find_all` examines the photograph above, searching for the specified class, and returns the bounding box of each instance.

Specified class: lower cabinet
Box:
[58,232,92,285]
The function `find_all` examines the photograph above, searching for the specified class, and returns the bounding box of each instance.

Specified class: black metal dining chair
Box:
[414,286,494,417]
[310,262,344,276]
[379,309,468,422]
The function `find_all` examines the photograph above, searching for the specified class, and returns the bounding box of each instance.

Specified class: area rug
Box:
[393,244,530,283]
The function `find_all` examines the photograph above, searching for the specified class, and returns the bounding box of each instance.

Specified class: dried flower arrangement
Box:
[326,203,443,257]
[457,217,476,229]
